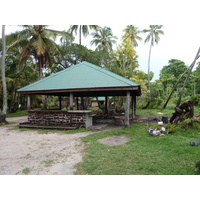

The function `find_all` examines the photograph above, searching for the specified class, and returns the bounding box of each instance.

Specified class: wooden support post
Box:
[85,97,89,110]
[27,95,31,110]
[70,93,73,110]
[59,96,62,110]
[105,96,108,115]
[125,91,130,127]
[81,97,84,110]
[131,95,136,119]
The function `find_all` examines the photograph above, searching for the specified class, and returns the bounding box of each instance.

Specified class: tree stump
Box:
[170,100,194,126]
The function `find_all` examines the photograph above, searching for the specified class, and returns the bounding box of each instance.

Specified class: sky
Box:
[1,24,200,81]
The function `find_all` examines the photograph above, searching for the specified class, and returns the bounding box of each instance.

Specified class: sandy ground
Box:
[0,116,122,175]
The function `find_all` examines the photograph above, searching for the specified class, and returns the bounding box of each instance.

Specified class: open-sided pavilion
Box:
[17,61,141,129]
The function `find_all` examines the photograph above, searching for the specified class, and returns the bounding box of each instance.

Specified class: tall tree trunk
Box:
[162,47,200,109]
[37,55,47,109]
[79,25,82,45]
[176,47,200,107]
[39,56,43,80]
[143,41,152,109]
[147,42,152,101]
[193,78,196,96]
[0,25,8,123]
[162,67,190,109]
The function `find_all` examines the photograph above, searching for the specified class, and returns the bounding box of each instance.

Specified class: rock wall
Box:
[28,110,91,128]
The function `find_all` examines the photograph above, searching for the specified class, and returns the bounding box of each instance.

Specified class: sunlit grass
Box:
[75,123,200,175]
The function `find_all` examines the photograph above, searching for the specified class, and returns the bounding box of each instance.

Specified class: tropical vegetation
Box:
[90,26,118,52]
[1,25,200,122]
[70,25,99,45]
[142,25,164,108]
[122,25,142,47]
[1,25,200,176]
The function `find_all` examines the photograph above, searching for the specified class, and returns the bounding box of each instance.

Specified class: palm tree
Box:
[0,25,8,123]
[8,25,70,79]
[90,26,118,52]
[122,25,142,47]
[142,25,164,107]
[7,25,71,110]
[69,25,99,45]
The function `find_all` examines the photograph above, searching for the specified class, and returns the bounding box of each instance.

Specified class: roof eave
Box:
[18,85,141,96]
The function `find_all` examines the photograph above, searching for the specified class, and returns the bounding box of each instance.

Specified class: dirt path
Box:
[0,116,122,175]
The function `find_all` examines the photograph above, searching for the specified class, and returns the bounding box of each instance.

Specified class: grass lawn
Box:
[5,105,200,175]
[7,110,28,118]
[136,105,200,116]
[75,122,200,175]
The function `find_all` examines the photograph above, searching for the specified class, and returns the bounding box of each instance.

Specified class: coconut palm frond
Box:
[70,25,79,35]
[46,29,73,40]
[82,25,89,37]
[90,26,117,52]
[43,37,60,54]
[7,38,28,52]
[31,34,47,56]
[123,25,142,47]
[20,46,31,64]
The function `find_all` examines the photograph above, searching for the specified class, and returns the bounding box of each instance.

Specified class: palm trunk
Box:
[147,43,152,101]
[143,42,152,109]
[79,25,82,45]
[39,56,43,80]
[0,25,8,123]
[38,55,47,109]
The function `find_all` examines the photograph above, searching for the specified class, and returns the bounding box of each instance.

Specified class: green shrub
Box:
[191,95,200,106]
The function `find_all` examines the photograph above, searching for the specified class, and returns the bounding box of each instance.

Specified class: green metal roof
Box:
[18,61,141,95]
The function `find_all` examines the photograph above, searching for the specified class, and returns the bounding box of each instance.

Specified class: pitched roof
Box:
[18,61,141,96]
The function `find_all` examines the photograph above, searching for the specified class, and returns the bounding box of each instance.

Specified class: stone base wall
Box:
[28,110,92,128]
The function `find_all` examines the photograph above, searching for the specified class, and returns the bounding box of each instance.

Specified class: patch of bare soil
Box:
[98,135,131,146]
[0,116,123,175]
